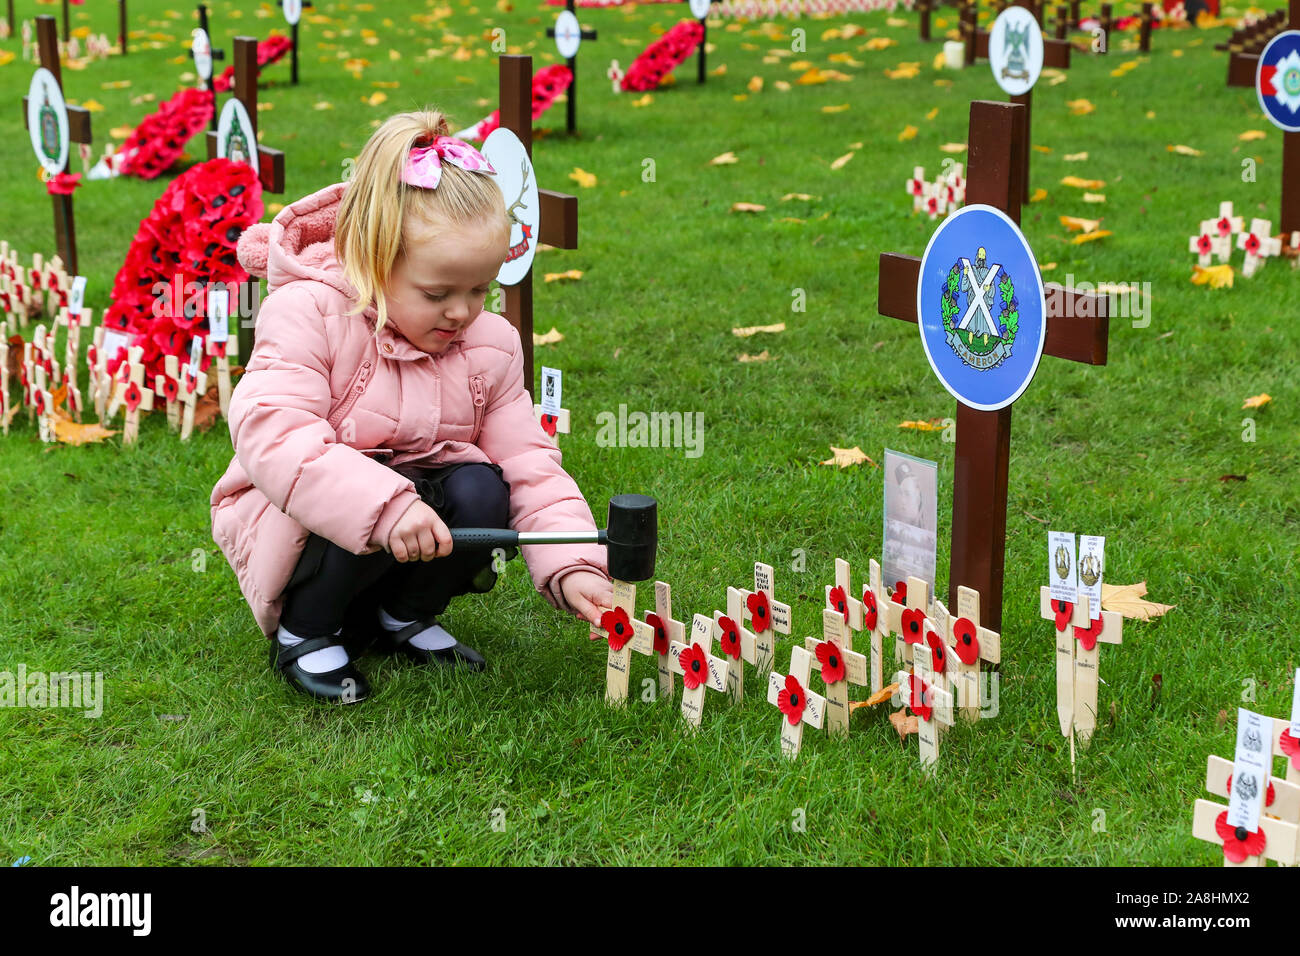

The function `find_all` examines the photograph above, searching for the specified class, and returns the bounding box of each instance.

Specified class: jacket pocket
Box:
[327,360,373,433]
[469,373,487,439]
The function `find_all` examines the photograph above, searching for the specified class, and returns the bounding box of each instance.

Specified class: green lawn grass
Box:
[1,0,1297,866]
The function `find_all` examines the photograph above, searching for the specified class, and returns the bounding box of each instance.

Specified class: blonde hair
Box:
[335,109,510,332]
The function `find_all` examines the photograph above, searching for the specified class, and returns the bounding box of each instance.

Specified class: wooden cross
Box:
[496,55,580,398]
[57,302,89,421]
[277,0,313,85]
[545,0,597,134]
[112,345,154,446]
[0,336,8,437]
[22,15,94,276]
[643,580,685,701]
[32,359,53,444]
[969,2,1073,202]
[878,100,1110,633]
[917,0,935,41]
[714,585,762,703]
[767,645,826,758]
[179,336,204,441]
[862,559,889,693]
[884,573,931,670]
[740,562,791,682]
[4,1,13,38]
[195,4,226,131]
[1205,752,1300,829]
[1038,589,1122,748]
[668,613,729,728]
[119,0,128,56]
[805,607,870,737]
[1226,0,1299,235]
[1189,218,1231,266]
[941,584,1001,721]
[154,353,181,431]
[895,646,955,768]
[533,367,570,445]
[1138,2,1154,53]
[1237,217,1283,277]
[595,578,656,705]
[205,287,237,417]
[1193,753,1300,866]
[824,557,864,655]
[205,37,286,195]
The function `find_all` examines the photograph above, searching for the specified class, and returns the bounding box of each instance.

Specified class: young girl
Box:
[209,109,613,704]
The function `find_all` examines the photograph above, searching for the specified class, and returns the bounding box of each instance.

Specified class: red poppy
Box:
[927,629,948,672]
[901,607,925,644]
[1074,616,1104,651]
[1052,599,1073,631]
[716,616,741,660]
[645,612,669,656]
[184,369,199,394]
[827,585,849,623]
[1214,812,1266,864]
[161,377,179,402]
[892,581,907,605]
[540,413,558,437]
[1196,234,1212,255]
[747,590,771,634]
[1280,729,1299,771]
[211,340,228,359]
[908,673,932,722]
[46,172,82,196]
[952,616,979,665]
[861,588,878,631]
[1225,774,1275,807]
[34,391,45,416]
[123,381,142,413]
[1216,217,1233,236]
[815,640,846,684]
[600,607,633,652]
[777,673,807,726]
[1245,233,1260,254]
[678,642,708,690]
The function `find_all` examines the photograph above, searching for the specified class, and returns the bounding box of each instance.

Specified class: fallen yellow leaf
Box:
[1030,188,1048,202]
[631,93,653,107]
[830,152,855,170]
[898,124,918,142]
[732,322,785,337]
[1061,175,1106,189]
[781,193,815,201]
[710,64,726,76]
[1101,582,1175,621]
[747,75,764,93]
[940,142,967,153]
[313,101,334,110]
[925,107,938,120]
[859,682,900,708]
[820,445,876,468]
[1238,130,1266,141]
[372,80,400,88]
[53,418,119,446]
[110,125,134,140]
[1032,144,1052,154]
[100,80,132,90]
[533,327,565,345]
[737,350,772,363]
[821,103,850,113]
[730,202,766,214]
[797,67,828,85]
[543,270,583,283]
[1066,98,1094,115]
[898,419,945,431]
[1064,151,1089,162]
[889,710,919,740]
[1167,143,1203,156]
[709,151,740,166]
[1191,264,1234,289]
[773,81,791,92]
[1070,230,1112,245]
[1242,393,1272,409]
[568,167,597,188]
[885,63,920,79]
[864,37,894,50]
[365,91,388,106]
[1082,193,1106,204]
[1060,215,1103,233]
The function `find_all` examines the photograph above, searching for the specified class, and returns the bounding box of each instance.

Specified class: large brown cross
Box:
[1224,0,1299,235]
[968,1,1072,202]
[204,36,286,196]
[497,54,580,398]
[21,15,93,276]
[877,100,1110,632]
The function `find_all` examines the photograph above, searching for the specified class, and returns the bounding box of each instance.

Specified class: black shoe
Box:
[378,619,487,672]
[269,635,371,703]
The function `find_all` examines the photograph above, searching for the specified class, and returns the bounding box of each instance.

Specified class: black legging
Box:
[279,463,511,638]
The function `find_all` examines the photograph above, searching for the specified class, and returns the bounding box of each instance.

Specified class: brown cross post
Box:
[206,36,286,360]
[1226,0,1299,235]
[1138,2,1154,53]
[21,16,93,276]
[6,1,14,37]
[969,2,1072,202]
[497,54,579,398]
[877,100,1109,632]
[918,0,934,41]
[119,0,128,56]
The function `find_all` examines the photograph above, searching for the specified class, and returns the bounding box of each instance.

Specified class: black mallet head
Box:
[605,494,657,582]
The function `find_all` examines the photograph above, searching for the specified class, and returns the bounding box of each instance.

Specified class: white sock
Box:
[276,625,349,674]
[378,607,458,651]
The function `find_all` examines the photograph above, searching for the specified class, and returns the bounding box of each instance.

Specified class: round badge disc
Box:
[283,0,303,26]
[1256,30,1300,133]
[192,28,214,83]
[27,68,70,178]
[482,128,539,287]
[216,98,258,168]
[689,0,713,19]
[915,204,1047,412]
[988,6,1044,96]
[554,10,581,59]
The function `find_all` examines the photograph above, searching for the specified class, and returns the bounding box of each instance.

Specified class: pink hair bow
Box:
[401,135,496,190]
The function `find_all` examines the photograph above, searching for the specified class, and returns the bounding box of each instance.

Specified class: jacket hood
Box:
[237,182,357,303]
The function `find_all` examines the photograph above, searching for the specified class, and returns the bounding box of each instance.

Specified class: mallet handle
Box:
[448,528,607,548]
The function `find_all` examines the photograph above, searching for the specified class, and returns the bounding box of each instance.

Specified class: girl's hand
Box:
[560,570,614,627]
[387,499,453,562]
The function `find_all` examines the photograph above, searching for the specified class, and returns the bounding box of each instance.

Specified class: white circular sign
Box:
[988,7,1043,97]
[553,10,581,60]
[27,68,70,178]
[482,128,539,287]
[689,0,712,19]
[283,0,303,26]
[216,98,257,167]
[192,28,214,83]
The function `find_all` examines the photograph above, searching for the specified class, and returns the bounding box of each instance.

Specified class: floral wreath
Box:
[119,87,214,181]
[620,20,705,93]
[939,259,1019,358]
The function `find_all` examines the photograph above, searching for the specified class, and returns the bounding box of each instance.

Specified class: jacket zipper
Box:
[328,360,372,431]
[470,374,486,436]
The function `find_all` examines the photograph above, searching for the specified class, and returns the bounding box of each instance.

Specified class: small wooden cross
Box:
[179,337,204,441]
[767,645,826,758]
[741,561,792,682]
[0,336,8,436]
[596,578,656,706]
[906,165,927,214]
[862,559,889,693]
[1189,218,1231,266]
[533,367,570,446]
[878,100,1110,632]
[1237,217,1283,277]
[884,573,931,671]
[57,304,89,421]
[496,55,580,398]
[605,59,625,93]
[941,584,1001,722]
[824,557,864,650]
[1193,768,1299,867]
[805,608,870,737]
[713,585,761,703]
[895,646,955,768]
[113,345,154,446]
[667,613,730,728]
[643,580,685,701]
[277,0,313,85]
[205,287,237,417]
[1205,752,1300,829]
[32,362,53,444]
[1038,588,1122,748]
[22,16,94,276]
[154,353,182,431]
[545,0,598,134]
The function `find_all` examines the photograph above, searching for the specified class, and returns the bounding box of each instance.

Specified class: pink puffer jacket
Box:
[209,182,608,638]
